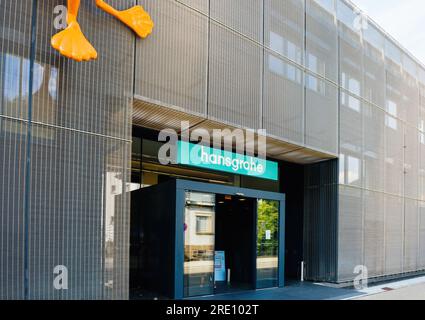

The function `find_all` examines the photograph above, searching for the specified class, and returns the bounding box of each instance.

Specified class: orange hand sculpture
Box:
[51,0,154,62]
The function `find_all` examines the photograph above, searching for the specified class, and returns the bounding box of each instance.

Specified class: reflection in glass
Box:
[256,199,279,289]
[1,53,59,139]
[184,192,215,297]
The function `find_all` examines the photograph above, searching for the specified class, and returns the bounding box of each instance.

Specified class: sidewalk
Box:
[190,276,425,300]
[191,281,363,300]
[348,275,425,300]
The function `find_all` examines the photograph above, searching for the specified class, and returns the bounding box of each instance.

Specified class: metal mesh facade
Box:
[1,0,425,298]
[135,0,425,283]
[337,0,425,282]
[0,0,133,299]
[135,0,339,155]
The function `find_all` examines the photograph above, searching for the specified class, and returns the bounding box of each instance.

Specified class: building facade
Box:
[0,0,424,299]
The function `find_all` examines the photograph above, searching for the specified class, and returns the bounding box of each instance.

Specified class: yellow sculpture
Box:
[51,0,154,62]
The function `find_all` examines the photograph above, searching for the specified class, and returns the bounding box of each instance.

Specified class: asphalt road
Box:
[355,282,425,300]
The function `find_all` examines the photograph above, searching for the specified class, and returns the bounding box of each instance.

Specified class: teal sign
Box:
[177,141,278,181]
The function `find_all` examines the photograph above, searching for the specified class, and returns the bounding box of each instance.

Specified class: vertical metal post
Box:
[301,261,304,282]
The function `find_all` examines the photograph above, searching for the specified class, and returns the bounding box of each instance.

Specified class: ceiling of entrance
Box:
[133,95,337,165]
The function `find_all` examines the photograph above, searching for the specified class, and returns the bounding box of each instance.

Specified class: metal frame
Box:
[174,179,285,299]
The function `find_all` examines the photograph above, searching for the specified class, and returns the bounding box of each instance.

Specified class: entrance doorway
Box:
[183,185,283,298]
[130,179,285,299]
[214,195,256,294]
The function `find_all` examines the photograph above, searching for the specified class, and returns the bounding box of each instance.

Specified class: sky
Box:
[351,0,425,64]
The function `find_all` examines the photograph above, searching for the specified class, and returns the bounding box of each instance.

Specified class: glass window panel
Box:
[385,38,402,65]
[265,0,304,65]
[363,23,385,107]
[305,74,338,153]
[256,199,279,289]
[184,192,215,297]
[306,0,337,81]
[263,52,304,143]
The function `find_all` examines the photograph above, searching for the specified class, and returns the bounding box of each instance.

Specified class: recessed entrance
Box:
[182,189,282,298]
[130,179,284,299]
[183,193,257,297]
[214,195,256,294]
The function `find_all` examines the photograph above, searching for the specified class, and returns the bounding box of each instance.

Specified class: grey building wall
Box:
[1,0,425,299]
[337,0,425,282]
[135,0,425,283]
[304,159,338,282]
[0,0,133,299]
[135,0,339,155]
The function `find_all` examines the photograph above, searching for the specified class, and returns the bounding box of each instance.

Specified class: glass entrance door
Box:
[256,199,280,289]
[183,192,215,297]
[182,189,282,297]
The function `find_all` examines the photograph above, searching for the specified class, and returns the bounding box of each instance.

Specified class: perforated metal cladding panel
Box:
[0,0,133,299]
[306,0,338,82]
[208,22,262,128]
[420,80,425,202]
[421,139,425,202]
[0,0,32,300]
[337,186,362,281]
[176,0,209,14]
[0,119,27,299]
[404,199,418,273]
[404,83,420,130]
[305,74,338,153]
[384,194,403,275]
[363,103,385,192]
[384,118,404,196]
[420,202,425,269]
[210,0,263,43]
[28,126,130,300]
[337,2,362,97]
[363,191,384,277]
[136,0,208,115]
[420,80,425,134]
[263,51,303,144]
[36,0,134,140]
[362,24,385,109]
[264,0,304,65]
[29,0,133,300]
[405,125,419,200]
[402,54,420,128]
[339,91,362,188]
[303,159,338,282]
[385,39,406,122]
[0,1,33,121]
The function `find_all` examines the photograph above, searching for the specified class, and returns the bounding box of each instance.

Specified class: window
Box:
[196,214,214,235]
[306,74,326,95]
[307,53,326,76]
[268,54,302,83]
[269,31,302,64]
[339,153,361,185]
[2,53,57,106]
[269,31,284,55]
[1,53,59,139]
[269,55,284,75]
[385,38,402,65]
[341,91,360,112]
[341,72,361,97]
[347,155,360,184]
[386,100,398,130]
